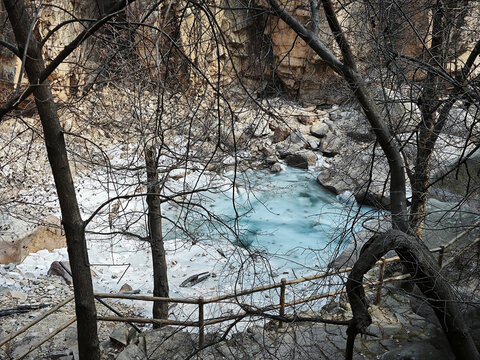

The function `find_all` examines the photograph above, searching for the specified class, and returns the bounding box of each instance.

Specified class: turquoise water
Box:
[166,167,378,270]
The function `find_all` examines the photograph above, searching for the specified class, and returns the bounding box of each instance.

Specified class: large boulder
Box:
[0,216,65,264]
[275,131,307,157]
[285,150,317,169]
[316,168,355,195]
[354,189,391,210]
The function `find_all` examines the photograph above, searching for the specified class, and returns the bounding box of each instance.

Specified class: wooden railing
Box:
[2,224,478,357]
[93,255,408,347]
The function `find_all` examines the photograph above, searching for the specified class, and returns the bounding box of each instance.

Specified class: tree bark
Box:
[346,230,480,360]
[2,1,100,358]
[145,146,169,326]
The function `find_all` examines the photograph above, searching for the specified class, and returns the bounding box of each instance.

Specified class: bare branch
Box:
[0,39,20,57]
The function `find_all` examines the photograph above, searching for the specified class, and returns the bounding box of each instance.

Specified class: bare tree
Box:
[263,0,480,358]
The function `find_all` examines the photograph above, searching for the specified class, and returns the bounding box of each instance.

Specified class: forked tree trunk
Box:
[3,0,100,358]
[346,230,480,360]
[145,146,169,325]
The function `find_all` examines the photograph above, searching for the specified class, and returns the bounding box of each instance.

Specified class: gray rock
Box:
[142,327,195,359]
[354,189,391,210]
[6,290,28,301]
[316,168,353,195]
[270,163,283,173]
[116,344,146,360]
[48,261,73,285]
[110,324,129,346]
[275,131,307,157]
[266,155,279,164]
[310,122,329,138]
[285,151,317,169]
[305,135,320,150]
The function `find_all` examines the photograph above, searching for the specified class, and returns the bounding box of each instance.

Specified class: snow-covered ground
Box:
[3,139,382,332]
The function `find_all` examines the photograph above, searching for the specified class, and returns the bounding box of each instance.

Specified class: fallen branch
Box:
[0,303,51,318]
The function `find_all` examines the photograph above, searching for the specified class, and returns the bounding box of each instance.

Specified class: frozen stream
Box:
[16,166,379,323]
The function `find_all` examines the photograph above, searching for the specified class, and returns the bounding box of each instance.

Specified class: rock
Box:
[272,127,291,143]
[0,216,65,265]
[321,135,342,155]
[142,327,195,359]
[120,283,133,293]
[305,135,320,150]
[346,129,375,142]
[270,163,282,173]
[265,155,279,164]
[381,342,450,360]
[354,189,391,210]
[244,118,270,138]
[116,344,146,360]
[6,290,28,301]
[48,261,73,285]
[110,324,129,347]
[285,151,317,169]
[275,131,307,157]
[316,168,353,195]
[297,113,318,125]
[10,335,39,359]
[310,122,329,138]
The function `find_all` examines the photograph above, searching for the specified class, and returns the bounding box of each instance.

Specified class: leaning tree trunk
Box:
[145,146,169,326]
[2,0,100,359]
[346,229,480,360]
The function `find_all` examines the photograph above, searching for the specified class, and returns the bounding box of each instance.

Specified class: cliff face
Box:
[0,2,19,103]
[2,1,479,105]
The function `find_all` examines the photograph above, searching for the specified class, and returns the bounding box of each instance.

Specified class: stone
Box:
[110,324,129,346]
[272,127,291,143]
[270,163,283,173]
[116,344,146,360]
[305,135,320,150]
[285,151,317,169]
[48,261,73,285]
[321,136,342,154]
[354,189,391,210]
[266,155,279,164]
[297,113,318,125]
[120,283,133,293]
[142,327,195,359]
[244,118,270,138]
[310,122,329,138]
[316,168,353,195]
[6,290,28,301]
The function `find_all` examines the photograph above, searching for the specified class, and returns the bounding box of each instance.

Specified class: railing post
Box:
[438,245,445,267]
[375,257,386,305]
[279,278,286,328]
[198,297,205,348]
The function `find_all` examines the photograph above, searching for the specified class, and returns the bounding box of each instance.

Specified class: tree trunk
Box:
[145,146,169,326]
[346,230,480,360]
[2,1,100,359]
